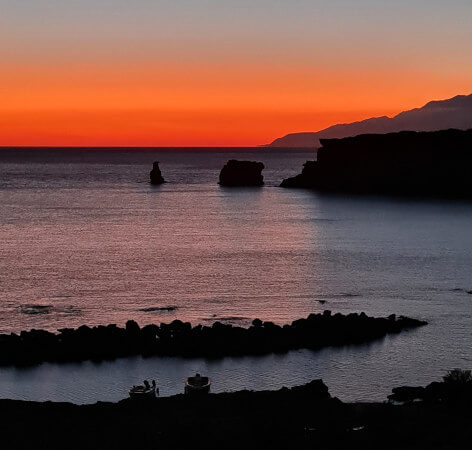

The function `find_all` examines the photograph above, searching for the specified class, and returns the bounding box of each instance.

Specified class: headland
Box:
[281,129,472,196]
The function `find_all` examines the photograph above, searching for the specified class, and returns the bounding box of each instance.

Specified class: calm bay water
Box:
[0,148,471,403]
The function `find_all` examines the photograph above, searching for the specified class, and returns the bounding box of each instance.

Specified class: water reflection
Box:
[0,329,458,405]
[1,150,472,404]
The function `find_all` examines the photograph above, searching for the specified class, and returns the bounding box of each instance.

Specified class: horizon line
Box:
[0,145,314,150]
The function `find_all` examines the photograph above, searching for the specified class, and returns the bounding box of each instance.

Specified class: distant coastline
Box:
[270,93,472,148]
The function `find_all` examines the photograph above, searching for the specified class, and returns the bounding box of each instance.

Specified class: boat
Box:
[128,380,158,399]
[185,373,211,395]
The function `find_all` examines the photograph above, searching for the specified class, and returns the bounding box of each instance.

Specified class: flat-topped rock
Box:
[150,161,165,185]
[280,128,472,196]
[219,160,264,186]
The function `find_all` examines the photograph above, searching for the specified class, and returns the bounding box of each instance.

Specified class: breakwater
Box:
[0,311,426,366]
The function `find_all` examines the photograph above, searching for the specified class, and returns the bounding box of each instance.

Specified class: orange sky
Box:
[1,1,472,146]
[1,62,470,146]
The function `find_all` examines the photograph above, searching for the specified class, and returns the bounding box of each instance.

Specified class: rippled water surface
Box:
[0,148,471,403]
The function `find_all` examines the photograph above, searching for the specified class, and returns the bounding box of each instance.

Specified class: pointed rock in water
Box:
[219,160,264,186]
[150,161,165,185]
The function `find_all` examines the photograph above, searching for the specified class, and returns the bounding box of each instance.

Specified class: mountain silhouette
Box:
[269,94,472,147]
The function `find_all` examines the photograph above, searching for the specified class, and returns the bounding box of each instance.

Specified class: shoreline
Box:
[1,376,470,449]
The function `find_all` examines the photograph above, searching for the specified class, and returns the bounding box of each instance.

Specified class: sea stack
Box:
[219,160,264,186]
[150,161,165,185]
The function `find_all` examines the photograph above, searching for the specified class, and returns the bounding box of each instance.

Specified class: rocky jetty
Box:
[149,161,165,185]
[281,128,472,196]
[1,375,471,449]
[0,312,426,366]
[219,159,264,186]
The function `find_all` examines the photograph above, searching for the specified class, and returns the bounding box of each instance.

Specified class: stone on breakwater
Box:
[219,160,264,186]
[0,312,427,367]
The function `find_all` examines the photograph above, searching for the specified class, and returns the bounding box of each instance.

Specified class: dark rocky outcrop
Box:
[0,312,426,366]
[388,369,472,403]
[0,380,341,450]
[280,160,318,188]
[149,161,165,185]
[2,375,472,449]
[280,128,472,196]
[219,160,264,186]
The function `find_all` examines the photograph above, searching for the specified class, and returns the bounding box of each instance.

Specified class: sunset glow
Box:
[1,0,471,146]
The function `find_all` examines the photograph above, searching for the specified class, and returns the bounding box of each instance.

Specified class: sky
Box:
[0,0,471,146]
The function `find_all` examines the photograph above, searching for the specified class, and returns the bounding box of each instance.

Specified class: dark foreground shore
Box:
[0,312,426,366]
[1,375,471,450]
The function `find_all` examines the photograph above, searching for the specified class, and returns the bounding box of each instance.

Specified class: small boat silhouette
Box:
[129,379,158,399]
[185,373,211,395]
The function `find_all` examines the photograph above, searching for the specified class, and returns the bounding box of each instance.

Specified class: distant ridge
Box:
[269,94,472,148]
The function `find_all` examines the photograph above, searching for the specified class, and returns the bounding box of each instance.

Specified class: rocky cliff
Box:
[281,128,472,196]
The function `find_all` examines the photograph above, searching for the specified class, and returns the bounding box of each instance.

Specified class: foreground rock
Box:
[281,128,472,196]
[1,375,471,450]
[219,159,264,186]
[149,161,165,184]
[388,369,472,403]
[0,312,426,366]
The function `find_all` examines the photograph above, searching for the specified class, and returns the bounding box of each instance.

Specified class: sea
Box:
[0,148,471,404]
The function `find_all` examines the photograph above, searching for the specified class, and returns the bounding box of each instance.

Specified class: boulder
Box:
[219,160,264,186]
[291,379,331,399]
[388,386,426,402]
